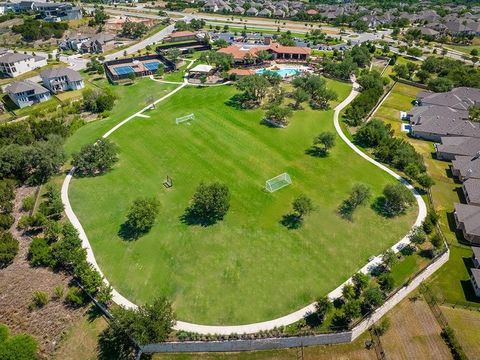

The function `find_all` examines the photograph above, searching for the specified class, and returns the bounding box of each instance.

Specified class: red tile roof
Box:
[217,43,311,60]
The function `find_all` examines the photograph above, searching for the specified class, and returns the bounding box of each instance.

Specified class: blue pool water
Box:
[256,67,301,78]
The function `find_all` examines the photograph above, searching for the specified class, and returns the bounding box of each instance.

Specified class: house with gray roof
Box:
[40,67,84,94]
[470,268,480,297]
[258,8,272,17]
[5,80,51,108]
[463,178,480,206]
[408,87,480,142]
[416,88,480,111]
[452,155,480,182]
[0,52,47,78]
[246,7,258,16]
[435,136,480,161]
[454,203,480,245]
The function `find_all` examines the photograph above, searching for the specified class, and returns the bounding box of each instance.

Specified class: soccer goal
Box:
[176,113,195,125]
[265,173,292,193]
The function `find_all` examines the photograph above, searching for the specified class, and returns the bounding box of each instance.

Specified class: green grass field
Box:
[68,80,417,325]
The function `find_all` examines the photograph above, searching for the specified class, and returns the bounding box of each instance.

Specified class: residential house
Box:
[165,31,198,43]
[60,34,92,52]
[470,268,480,297]
[454,203,480,245]
[408,87,480,142]
[0,53,47,78]
[40,67,84,93]
[0,2,15,14]
[79,33,115,54]
[463,178,480,206]
[246,7,259,16]
[5,80,51,108]
[452,155,480,181]
[435,136,480,161]
[34,2,82,22]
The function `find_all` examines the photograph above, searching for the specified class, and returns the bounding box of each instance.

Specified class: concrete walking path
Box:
[61,81,427,335]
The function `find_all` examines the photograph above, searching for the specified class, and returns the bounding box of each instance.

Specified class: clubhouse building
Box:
[217,42,311,65]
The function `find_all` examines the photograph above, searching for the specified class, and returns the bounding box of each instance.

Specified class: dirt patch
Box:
[0,186,84,359]
[381,297,451,360]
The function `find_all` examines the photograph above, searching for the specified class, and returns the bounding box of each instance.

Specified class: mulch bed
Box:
[0,186,86,358]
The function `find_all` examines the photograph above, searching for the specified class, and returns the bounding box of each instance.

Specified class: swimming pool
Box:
[255,67,301,78]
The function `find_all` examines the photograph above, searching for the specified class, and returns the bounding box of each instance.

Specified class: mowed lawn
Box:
[69,82,417,325]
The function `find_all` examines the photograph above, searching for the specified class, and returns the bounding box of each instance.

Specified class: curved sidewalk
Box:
[61,82,427,336]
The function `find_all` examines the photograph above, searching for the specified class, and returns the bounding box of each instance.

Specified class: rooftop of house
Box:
[417,87,480,111]
[217,42,311,60]
[455,203,480,237]
[471,267,480,284]
[5,80,49,95]
[0,52,34,64]
[464,178,480,205]
[40,67,82,82]
[410,107,480,138]
[437,136,480,157]
[452,155,480,179]
[472,246,480,261]
[169,31,197,38]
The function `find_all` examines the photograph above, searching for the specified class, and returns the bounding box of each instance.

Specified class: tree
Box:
[28,237,53,267]
[417,173,435,189]
[292,88,309,109]
[382,183,415,217]
[382,249,397,268]
[165,48,181,64]
[313,132,336,155]
[123,197,160,239]
[470,48,479,57]
[343,299,361,321]
[378,272,394,293]
[409,226,426,245]
[156,63,165,78]
[393,64,409,79]
[72,139,119,177]
[292,195,313,219]
[99,297,174,358]
[265,105,292,127]
[342,283,356,300]
[428,77,453,92]
[187,182,230,225]
[0,231,18,268]
[430,233,443,249]
[38,184,64,220]
[362,285,384,311]
[91,6,109,26]
[121,21,148,39]
[354,119,393,148]
[469,105,480,122]
[236,74,270,107]
[314,296,332,322]
[416,69,430,84]
[352,272,370,296]
[0,324,37,360]
[83,88,116,113]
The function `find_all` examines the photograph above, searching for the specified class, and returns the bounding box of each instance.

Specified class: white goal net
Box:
[265,173,292,192]
[176,113,195,125]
